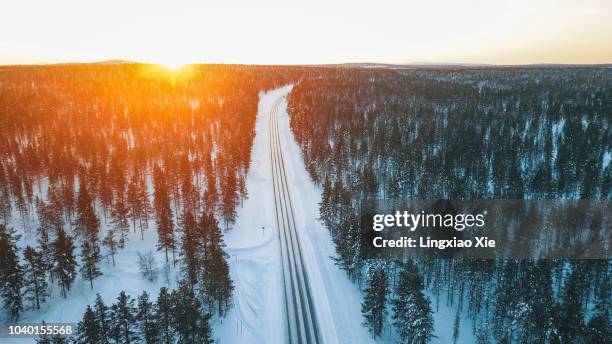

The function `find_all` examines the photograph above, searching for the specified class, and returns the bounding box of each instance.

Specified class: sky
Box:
[1,0,611,65]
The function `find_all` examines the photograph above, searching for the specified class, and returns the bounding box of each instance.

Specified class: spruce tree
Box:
[203,168,218,213]
[93,294,110,344]
[237,173,248,207]
[81,240,102,289]
[35,320,52,344]
[557,268,585,342]
[156,287,175,344]
[318,176,333,230]
[452,307,461,344]
[136,291,159,344]
[52,226,77,298]
[127,176,141,232]
[37,224,54,280]
[111,198,130,246]
[102,228,119,266]
[23,246,49,310]
[109,291,136,344]
[220,169,237,230]
[200,212,233,315]
[392,261,434,344]
[585,279,610,343]
[138,176,151,229]
[0,163,11,224]
[172,281,212,343]
[36,196,63,235]
[153,165,176,264]
[75,305,100,344]
[180,211,199,286]
[74,178,100,240]
[361,266,388,337]
[0,224,24,321]
[196,313,213,344]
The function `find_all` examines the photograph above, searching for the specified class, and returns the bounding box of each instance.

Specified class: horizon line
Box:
[1,59,612,68]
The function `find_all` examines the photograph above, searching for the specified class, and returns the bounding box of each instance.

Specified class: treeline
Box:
[0,64,310,321]
[288,67,611,343]
[37,286,213,344]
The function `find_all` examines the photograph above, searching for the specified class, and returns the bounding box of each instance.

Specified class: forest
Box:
[0,63,308,343]
[287,66,610,343]
[0,64,609,343]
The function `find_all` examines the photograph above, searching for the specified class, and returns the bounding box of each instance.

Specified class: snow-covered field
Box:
[8,203,181,343]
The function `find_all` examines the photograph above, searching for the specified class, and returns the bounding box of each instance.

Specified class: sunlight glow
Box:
[159,60,187,71]
[137,63,196,85]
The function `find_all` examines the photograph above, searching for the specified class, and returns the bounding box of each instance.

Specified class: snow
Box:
[427,292,477,344]
[217,85,373,343]
[6,217,181,343]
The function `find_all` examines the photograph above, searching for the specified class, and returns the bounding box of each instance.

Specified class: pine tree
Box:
[452,307,461,344]
[199,212,233,315]
[109,291,136,344]
[0,163,12,224]
[156,287,175,344]
[220,169,237,230]
[139,176,152,229]
[154,165,176,264]
[0,224,24,321]
[23,246,49,310]
[35,320,52,344]
[172,281,212,343]
[51,335,67,344]
[81,240,102,289]
[61,176,76,230]
[136,291,159,344]
[203,168,218,214]
[111,198,130,246]
[180,211,199,286]
[74,177,100,240]
[318,176,333,230]
[75,305,100,344]
[361,266,388,337]
[237,173,248,207]
[36,196,63,234]
[37,224,54,280]
[196,313,213,344]
[557,267,585,342]
[102,228,119,266]
[127,175,141,232]
[98,168,113,222]
[585,279,610,343]
[36,320,71,344]
[93,294,110,344]
[392,261,434,344]
[52,226,77,298]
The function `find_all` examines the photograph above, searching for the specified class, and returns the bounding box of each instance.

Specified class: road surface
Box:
[269,96,321,344]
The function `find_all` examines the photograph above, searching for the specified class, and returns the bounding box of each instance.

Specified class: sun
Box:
[138,60,196,84]
[161,61,186,71]
[153,56,190,71]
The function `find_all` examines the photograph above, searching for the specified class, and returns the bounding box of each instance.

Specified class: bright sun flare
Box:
[162,61,186,71]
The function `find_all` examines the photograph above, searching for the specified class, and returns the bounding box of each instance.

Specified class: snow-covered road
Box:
[218,86,374,343]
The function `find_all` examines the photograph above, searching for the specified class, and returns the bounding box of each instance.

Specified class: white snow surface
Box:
[7,210,181,343]
[217,85,374,343]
